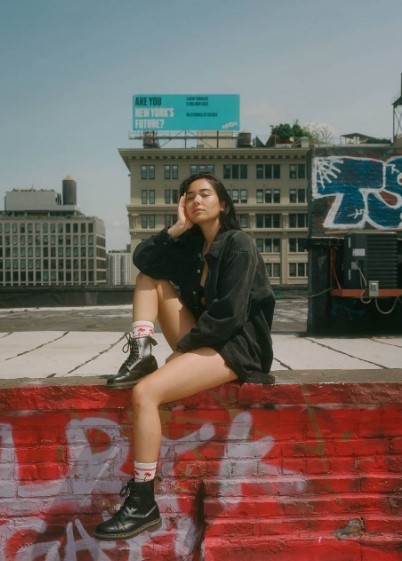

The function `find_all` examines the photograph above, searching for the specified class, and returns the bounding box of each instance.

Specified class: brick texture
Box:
[0,377,401,560]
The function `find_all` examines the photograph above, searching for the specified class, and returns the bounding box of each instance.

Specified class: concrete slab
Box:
[273,334,379,370]
[0,331,69,362]
[372,336,402,348]
[0,300,401,381]
[0,332,122,379]
[2,331,401,380]
[305,337,402,369]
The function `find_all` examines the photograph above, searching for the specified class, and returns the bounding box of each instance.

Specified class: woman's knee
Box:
[132,377,158,410]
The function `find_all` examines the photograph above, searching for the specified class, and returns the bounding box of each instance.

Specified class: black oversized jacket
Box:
[133,227,275,384]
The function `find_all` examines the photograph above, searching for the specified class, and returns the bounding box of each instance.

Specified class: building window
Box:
[289,164,306,179]
[289,213,308,228]
[190,164,215,175]
[164,189,179,204]
[164,165,179,180]
[223,164,247,180]
[140,165,155,180]
[238,214,249,228]
[141,215,156,229]
[256,238,280,253]
[164,214,177,227]
[230,188,248,204]
[230,189,239,203]
[289,188,306,203]
[273,189,280,203]
[256,164,281,179]
[289,262,308,277]
[141,189,155,204]
[256,238,281,253]
[256,214,281,228]
[239,189,248,204]
[259,189,280,203]
[289,238,307,252]
[266,263,280,278]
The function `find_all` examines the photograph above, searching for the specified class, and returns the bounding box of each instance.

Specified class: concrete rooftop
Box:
[1,299,401,385]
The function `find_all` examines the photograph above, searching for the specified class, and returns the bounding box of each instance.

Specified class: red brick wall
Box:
[0,377,401,561]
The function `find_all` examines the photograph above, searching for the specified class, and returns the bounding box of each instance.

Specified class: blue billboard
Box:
[132,94,240,132]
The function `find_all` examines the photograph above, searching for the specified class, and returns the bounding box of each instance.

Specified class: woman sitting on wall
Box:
[94,173,275,541]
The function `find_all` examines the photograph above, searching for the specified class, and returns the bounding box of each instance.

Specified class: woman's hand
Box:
[167,195,193,238]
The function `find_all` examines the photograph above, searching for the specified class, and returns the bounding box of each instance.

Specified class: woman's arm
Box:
[133,195,194,281]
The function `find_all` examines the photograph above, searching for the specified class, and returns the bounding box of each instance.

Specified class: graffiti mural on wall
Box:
[1,395,400,561]
[312,155,402,229]
[0,412,305,561]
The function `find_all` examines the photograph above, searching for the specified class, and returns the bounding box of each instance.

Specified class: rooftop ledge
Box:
[1,369,401,389]
[1,370,401,411]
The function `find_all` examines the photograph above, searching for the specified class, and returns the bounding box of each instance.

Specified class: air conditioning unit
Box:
[343,232,398,290]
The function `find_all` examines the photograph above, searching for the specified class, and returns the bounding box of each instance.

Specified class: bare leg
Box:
[130,273,237,462]
[94,277,237,541]
[132,349,237,463]
[132,272,196,350]
[109,273,196,387]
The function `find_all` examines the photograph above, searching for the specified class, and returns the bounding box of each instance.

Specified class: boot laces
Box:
[112,479,138,519]
[119,478,135,498]
[121,334,140,367]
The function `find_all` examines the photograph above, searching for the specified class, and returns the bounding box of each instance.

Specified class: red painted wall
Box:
[0,378,401,560]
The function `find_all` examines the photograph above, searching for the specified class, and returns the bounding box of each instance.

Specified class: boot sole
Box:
[106,371,152,389]
[93,516,162,541]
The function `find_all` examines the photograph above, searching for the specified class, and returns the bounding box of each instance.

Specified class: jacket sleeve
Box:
[133,228,186,283]
[176,234,260,351]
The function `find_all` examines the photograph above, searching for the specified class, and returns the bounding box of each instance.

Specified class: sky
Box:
[1,0,402,250]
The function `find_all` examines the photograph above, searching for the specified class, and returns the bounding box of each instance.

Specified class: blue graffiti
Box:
[313,156,402,229]
[330,301,366,321]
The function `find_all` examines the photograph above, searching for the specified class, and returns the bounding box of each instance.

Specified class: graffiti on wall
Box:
[312,155,402,229]
[0,412,305,561]
[1,397,400,561]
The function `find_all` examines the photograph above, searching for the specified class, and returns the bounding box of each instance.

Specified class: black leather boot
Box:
[94,478,161,541]
[107,335,158,389]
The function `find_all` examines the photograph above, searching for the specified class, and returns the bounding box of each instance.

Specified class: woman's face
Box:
[185,179,224,225]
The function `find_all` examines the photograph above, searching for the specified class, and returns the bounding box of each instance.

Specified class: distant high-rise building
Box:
[0,177,107,286]
[107,250,133,286]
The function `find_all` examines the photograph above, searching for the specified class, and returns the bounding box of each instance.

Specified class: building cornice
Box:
[118,147,309,168]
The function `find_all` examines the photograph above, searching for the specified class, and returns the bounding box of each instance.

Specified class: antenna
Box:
[392,73,402,143]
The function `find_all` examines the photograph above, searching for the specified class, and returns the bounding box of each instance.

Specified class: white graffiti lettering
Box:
[0,415,303,560]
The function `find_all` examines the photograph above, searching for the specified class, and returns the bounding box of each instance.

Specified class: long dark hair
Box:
[179,173,241,231]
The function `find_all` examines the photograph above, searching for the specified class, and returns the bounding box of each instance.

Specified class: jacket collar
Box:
[206,229,235,259]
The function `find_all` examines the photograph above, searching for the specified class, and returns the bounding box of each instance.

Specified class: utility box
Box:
[343,232,398,289]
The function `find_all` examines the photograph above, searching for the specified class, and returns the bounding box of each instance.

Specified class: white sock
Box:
[134,461,157,482]
[131,321,154,338]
